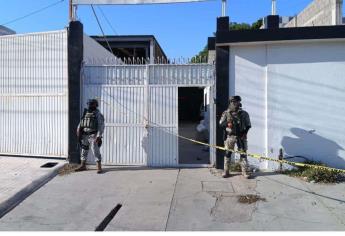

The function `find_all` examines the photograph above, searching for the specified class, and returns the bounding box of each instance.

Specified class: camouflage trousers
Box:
[224,135,249,175]
[80,134,102,162]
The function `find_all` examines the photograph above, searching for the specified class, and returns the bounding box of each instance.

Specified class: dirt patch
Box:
[238,194,266,204]
[58,163,81,176]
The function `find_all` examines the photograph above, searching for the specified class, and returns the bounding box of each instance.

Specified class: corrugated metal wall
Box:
[82,64,214,166]
[0,30,68,157]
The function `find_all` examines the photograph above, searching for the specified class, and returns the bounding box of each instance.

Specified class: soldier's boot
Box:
[222,170,230,178]
[96,161,103,174]
[240,156,250,179]
[75,160,86,172]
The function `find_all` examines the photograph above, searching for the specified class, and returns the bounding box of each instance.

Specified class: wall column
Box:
[215,17,230,169]
[68,21,83,163]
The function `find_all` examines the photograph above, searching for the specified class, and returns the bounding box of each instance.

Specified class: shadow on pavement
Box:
[250,171,281,179]
[102,166,178,173]
[264,176,345,204]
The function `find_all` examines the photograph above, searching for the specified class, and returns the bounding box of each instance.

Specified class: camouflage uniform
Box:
[219,97,251,177]
[77,109,105,162]
[75,99,105,174]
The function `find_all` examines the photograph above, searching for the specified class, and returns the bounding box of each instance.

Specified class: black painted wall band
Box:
[217,25,345,45]
[68,21,83,164]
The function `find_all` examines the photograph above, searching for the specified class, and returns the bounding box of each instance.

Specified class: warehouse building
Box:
[91,35,167,63]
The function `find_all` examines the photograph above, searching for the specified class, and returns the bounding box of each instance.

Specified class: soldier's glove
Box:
[95,137,102,147]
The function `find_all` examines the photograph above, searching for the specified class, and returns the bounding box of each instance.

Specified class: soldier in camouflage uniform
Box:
[76,99,105,174]
[219,96,251,178]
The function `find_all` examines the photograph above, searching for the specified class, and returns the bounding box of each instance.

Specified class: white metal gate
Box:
[82,63,215,167]
[0,30,68,158]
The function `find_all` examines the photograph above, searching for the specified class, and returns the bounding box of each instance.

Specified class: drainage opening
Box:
[95,204,122,231]
[40,162,58,168]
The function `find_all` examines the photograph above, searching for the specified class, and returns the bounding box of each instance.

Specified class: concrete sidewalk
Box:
[0,156,66,219]
[0,166,345,231]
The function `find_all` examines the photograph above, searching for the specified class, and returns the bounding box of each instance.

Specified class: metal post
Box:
[221,0,227,17]
[279,148,283,172]
[69,0,77,22]
[272,0,277,15]
[69,0,73,21]
[149,39,154,64]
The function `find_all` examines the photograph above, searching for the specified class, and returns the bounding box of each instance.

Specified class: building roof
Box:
[0,25,16,36]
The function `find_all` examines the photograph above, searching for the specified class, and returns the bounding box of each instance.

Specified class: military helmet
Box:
[87,98,99,107]
[229,96,241,102]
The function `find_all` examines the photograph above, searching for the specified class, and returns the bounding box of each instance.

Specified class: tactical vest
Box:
[228,111,241,135]
[80,110,98,131]
[225,111,241,136]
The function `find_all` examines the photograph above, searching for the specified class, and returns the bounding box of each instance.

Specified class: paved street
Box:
[0,156,66,219]
[0,166,345,231]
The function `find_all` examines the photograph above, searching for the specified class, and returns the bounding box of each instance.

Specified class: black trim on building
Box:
[208,37,216,51]
[217,16,230,32]
[68,21,83,164]
[216,25,345,45]
[264,15,280,29]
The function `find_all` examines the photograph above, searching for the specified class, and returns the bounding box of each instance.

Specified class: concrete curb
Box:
[0,163,66,219]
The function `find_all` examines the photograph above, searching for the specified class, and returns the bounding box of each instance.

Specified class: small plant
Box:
[283,160,344,183]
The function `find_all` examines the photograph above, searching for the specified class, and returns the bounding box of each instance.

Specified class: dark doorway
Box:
[178,87,210,164]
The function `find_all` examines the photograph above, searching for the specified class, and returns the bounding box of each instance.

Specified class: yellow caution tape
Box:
[95,97,345,173]
[176,134,345,174]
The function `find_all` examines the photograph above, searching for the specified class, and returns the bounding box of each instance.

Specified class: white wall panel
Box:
[83,34,118,65]
[267,41,345,169]
[229,45,267,168]
[0,30,68,157]
[83,65,149,165]
[148,86,178,167]
[229,40,345,170]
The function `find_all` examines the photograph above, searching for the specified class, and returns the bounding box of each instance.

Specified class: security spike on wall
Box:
[83,56,211,65]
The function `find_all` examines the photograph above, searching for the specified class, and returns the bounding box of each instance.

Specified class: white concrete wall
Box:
[284,0,343,27]
[229,40,345,170]
[266,41,345,169]
[229,45,267,169]
[83,34,118,64]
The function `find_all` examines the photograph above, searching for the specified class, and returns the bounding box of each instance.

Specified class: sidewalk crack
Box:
[164,168,180,231]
